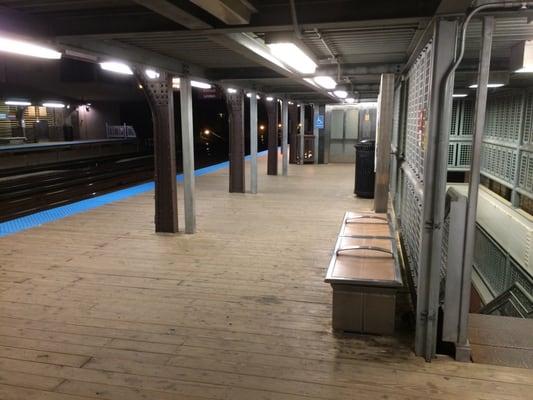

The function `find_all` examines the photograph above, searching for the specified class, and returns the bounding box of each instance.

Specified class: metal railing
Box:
[480,282,533,318]
[106,123,137,139]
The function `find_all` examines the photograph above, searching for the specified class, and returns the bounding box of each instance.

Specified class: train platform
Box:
[0,156,530,400]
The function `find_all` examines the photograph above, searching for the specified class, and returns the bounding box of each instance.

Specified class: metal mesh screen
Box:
[405,43,433,183]
[481,143,518,184]
[484,92,523,143]
[474,226,508,294]
[448,99,473,170]
[401,178,424,284]
[399,41,433,287]
[518,151,533,195]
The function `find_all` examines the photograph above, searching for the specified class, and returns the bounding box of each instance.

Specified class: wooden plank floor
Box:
[1,156,532,400]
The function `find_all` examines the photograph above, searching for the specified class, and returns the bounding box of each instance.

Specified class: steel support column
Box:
[289,103,298,164]
[374,73,395,213]
[312,104,319,164]
[137,70,178,233]
[226,88,246,193]
[459,16,495,360]
[266,98,278,175]
[416,18,458,361]
[249,90,258,194]
[179,76,196,233]
[281,99,289,176]
[299,104,305,164]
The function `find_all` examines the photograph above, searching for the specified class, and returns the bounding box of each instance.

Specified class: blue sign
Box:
[314,114,324,129]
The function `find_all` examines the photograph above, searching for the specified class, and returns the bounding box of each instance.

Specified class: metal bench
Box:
[325,211,403,335]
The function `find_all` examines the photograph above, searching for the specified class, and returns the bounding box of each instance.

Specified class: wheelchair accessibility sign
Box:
[314,114,324,129]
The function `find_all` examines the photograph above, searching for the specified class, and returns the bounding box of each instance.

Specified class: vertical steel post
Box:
[299,104,305,164]
[249,90,258,194]
[266,98,278,175]
[416,18,458,360]
[137,70,178,233]
[289,103,298,164]
[374,73,395,213]
[459,15,495,354]
[180,77,196,234]
[313,103,319,164]
[226,88,246,193]
[282,99,289,176]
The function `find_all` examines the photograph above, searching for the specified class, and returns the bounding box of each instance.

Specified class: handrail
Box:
[346,215,388,224]
[480,282,533,318]
[336,246,393,256]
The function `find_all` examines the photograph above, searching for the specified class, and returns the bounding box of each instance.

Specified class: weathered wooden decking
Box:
[0,157,532,400]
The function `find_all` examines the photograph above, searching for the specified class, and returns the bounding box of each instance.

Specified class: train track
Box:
[0,154,154,222]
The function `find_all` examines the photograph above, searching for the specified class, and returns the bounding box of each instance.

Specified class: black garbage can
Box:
[354,140,375,198]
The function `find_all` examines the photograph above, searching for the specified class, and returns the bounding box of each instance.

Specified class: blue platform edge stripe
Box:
[0,150,269,237]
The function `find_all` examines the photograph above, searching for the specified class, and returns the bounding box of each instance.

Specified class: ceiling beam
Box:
[190,0,257,25]
[131,0,211,29]
[57,37,206,77]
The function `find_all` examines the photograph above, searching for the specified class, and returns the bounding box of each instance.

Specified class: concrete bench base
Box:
[331,284,397,335]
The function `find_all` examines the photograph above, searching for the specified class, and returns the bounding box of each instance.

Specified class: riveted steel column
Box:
[459,16,495,359]
[249,90,258,194]
[137,70,178,233]
[289,102,298,164]
[266,98,278,175]
[281,99,289,176]
[299,104,305,164]
[226,88,245,193]
[180,76,196,234]
[374,73,395,213]
[416,18,458,360]
[312,103,319,164]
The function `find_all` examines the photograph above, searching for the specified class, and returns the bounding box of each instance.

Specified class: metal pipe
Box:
[299,104,305,164]
[459,15,495,351]
[288,0,302,40]
[312,104,319,164]
[282,99,289,176]
[180,76,196,234]
[249,90,258,193]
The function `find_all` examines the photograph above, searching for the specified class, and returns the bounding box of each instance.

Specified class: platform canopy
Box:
[0,0,448,102]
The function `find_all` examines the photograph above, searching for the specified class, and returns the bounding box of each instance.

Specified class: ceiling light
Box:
[333,90,348,99]
[5,100,31,106]
[42,102,65,108]
[0,36,61,59]
[313,76,337,89]
[246,93,261,99]
[192,80,211,89]
[145,69,160,79]
[345,97,355,104]
[266,96,274,101]
[267,42,317,74]
[288,101,294,105]
[469,83,505,88]
[452,93,468,98]
[100,61,133,75]
[227,88,237,94]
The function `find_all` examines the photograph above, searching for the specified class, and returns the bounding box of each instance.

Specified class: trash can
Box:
[354,140,375,198]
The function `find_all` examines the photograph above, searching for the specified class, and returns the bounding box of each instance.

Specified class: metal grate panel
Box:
[405,42,433,183]
[447,143,456,167]
[474,226,508,294]
[484,92,523,143]
[401,176,423,285]
[481,143,518,184]
[457,143,472,168]
[518,150,533,196]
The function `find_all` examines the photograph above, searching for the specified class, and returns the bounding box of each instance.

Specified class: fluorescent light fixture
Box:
[42,102,65,108]
[227,88,237,94]
[303,77,318,87]
[267,42,317,74]
[288,101,294,105]
[333,90,348,99]
[246,93,260,99]
[469,83,505,88]
[100,61,133,75]
[145,69,160,79]
[345,97,355,104]
[5,100,31,106]
[515,66,533,73]
[191,80,211,89]
[266,96,274,101]
[0,36,61,59]
[313,76,336,89]
[452,93,468,98]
